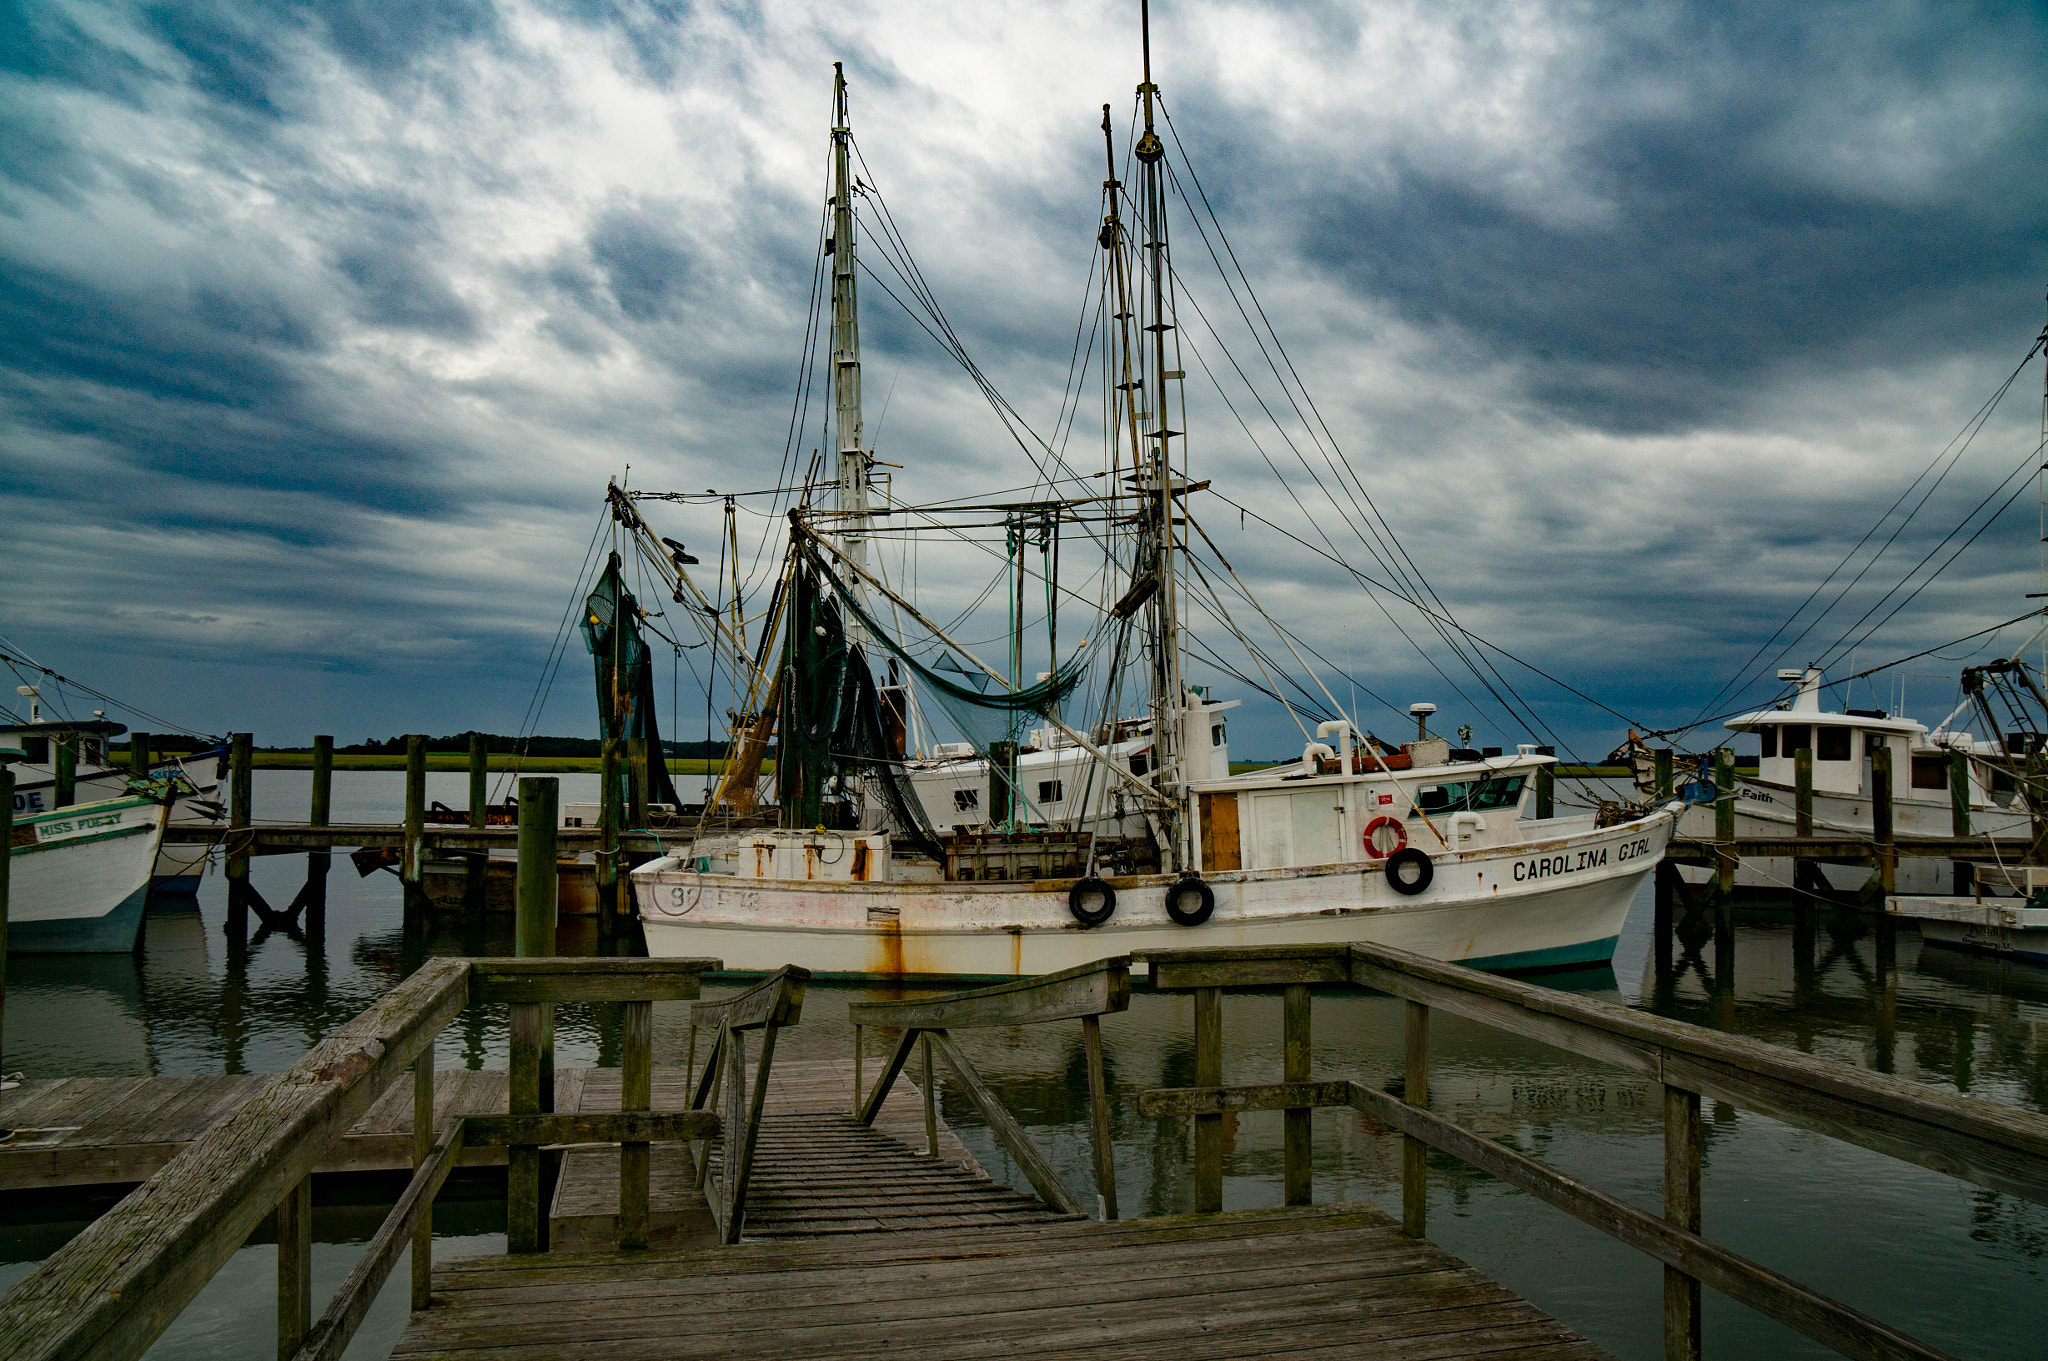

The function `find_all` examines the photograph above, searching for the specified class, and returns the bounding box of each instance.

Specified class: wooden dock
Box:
[396,1204,1609,1361]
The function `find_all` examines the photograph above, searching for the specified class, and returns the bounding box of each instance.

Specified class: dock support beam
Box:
[1283,983,1312,1207]
[1,767,11,1069]
[598,738,621,928]
[509,776,559,1253]
[1193,987,1222,1213]
[130,731,150,775]
[226,732,252,939]
[1653,748,1673,801]
[1535,764,1554,820]
[1083,1013,1118,1220]
[53,733,76,809]
[402,735,428,927]
[1402,1001,1429,1237]
[305,736,331,932]
[276,1175,311,1361]
[1871,743,1895,899]
[1713,749,1736,968]
[1662,1085,1702,1361]
[466,735,488,919]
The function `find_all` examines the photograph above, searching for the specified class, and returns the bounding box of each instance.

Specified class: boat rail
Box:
[1130,941,2048,1361]
[0,954,723,1361]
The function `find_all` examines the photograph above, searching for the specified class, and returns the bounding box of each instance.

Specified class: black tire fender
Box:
[1068,876,1117,927]
[1166,875,1216,926]
[1385,847,1434,896]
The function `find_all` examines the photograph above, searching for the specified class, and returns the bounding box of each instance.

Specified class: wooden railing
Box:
[1132,942,2048,1361]
[684,965,810,1243]
[848,957,1129,1220]
[0,955,722,1361]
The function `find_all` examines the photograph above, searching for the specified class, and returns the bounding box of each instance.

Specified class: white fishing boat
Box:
[7,788,171,953]
[4,713,225,895]
[621,27,1680,978]
[1673,667,2027,895]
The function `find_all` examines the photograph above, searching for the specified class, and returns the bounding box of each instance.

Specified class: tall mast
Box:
[831,63,869,623]
[1134,0,1187,863]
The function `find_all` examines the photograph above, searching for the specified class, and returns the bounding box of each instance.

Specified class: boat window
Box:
[953,788,979,812]
[1910,756,1949,791]
[1410,775,1524,815]
[22,735,47,763]
[1211,723,1225,748]
[1817,727,1851,761]
[1779,724,1810,758]
[1757,727,1777,759]
[1037,780,1063,803]
[1130,753,1150,776]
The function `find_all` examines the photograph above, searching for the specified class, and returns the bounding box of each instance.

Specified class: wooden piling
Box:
[627,736,649,831]
[920,1034,938,1156]
[619,1001,652,1249]
[1950,748,1970,838]
[1082,1013,1117,1221]
[1795,746,1814,837]
[1871,743,1895,898]
[227,733,252,935]
[412,1041,435,1305]
[509,777,560,1252]
[275,1176,311,1361]
[1535,764,1554,820]
[1402,1001,1429,1237]
[597,738,621,922]
[130,732,150,775]
[307,736,332,927]
[1653,748,1673,801]
[466,735,488,919]
[1193,987,1222,1214]
[1713,749,1737,898]
[1,767,11,1067]
[402,735,428,924]
[1283,983,1312,1207]
[53,733,76,809]
[1653,860,1674,975]
[1663,1085,1702,1361]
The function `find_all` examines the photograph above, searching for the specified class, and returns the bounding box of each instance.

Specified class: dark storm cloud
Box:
[1276,1,2048,432]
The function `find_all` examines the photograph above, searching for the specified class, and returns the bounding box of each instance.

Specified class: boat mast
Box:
[831,62,870,634]
[1135,0,1187,864]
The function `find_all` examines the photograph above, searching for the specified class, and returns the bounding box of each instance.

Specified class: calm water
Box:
[3,771,2045,1359]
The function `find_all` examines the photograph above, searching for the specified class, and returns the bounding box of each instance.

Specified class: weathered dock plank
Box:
[395,1204,1613,1361]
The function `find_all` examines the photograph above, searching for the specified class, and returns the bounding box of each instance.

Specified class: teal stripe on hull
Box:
[1461,935,1621,974]
[8,881,150,953]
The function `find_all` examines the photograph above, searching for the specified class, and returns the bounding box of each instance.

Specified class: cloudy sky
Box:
[4,0,2046,759]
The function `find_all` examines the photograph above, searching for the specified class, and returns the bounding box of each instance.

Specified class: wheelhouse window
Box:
[1130,753,1150,776]
[1779,724,1810,759]
[1910,756,1949,791]
[1817,727,1851,761]
[953,788,979,812]
[1211,723,1225,747]
[1037,780,1063,803]
[1757,727,1777,759]
[1413,775,1525,815]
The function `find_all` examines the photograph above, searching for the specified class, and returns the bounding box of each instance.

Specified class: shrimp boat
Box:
[627,24,1680,977]
[5,735,173,952]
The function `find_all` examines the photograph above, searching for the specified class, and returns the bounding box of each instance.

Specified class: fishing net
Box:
[582,553,682,810]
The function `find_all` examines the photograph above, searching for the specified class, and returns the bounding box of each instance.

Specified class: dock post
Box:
[509,776,559,1252]
[1,766,11,1068]
[1653,748,1673,801]
[1402,1001,1429,1237]
[1950,748,1973,895]
[400,735,428,927]
[306,736,332,930]
[1795,747,1814,837]
[627,736,649,832]
[620,1000,652,1249]
[1713,749,1737,899]
[276,1175,312,1361]
[1193,986,1223,1213]
[53,732,76,808]
[413,1039,436,1303]
[920,1034,938,1156]
[1535,764,1554,820]
[226,732,252,937]
[465,735,487,919]
[1663,1085,1702,1361]
[1871,743,1895,898]
[1083,1013,1118,1220]
[130,731,150,775]
[1283,983,1312,1207]
[1653,860,1674,975]
[597,738,621,924]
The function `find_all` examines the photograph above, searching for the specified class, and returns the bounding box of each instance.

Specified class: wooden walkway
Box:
[397,1204,1610,1361]
[549,1058,1080,1248]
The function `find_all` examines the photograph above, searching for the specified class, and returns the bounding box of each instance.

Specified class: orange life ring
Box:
[1362,815,1407,860]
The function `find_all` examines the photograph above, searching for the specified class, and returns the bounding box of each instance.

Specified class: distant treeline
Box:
[332,732,752,758]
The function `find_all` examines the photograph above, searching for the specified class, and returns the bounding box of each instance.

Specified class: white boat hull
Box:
[11,750,222,894]
[1890,895,2048,965]
[636,808,1677,977]
[8,795,168,953]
